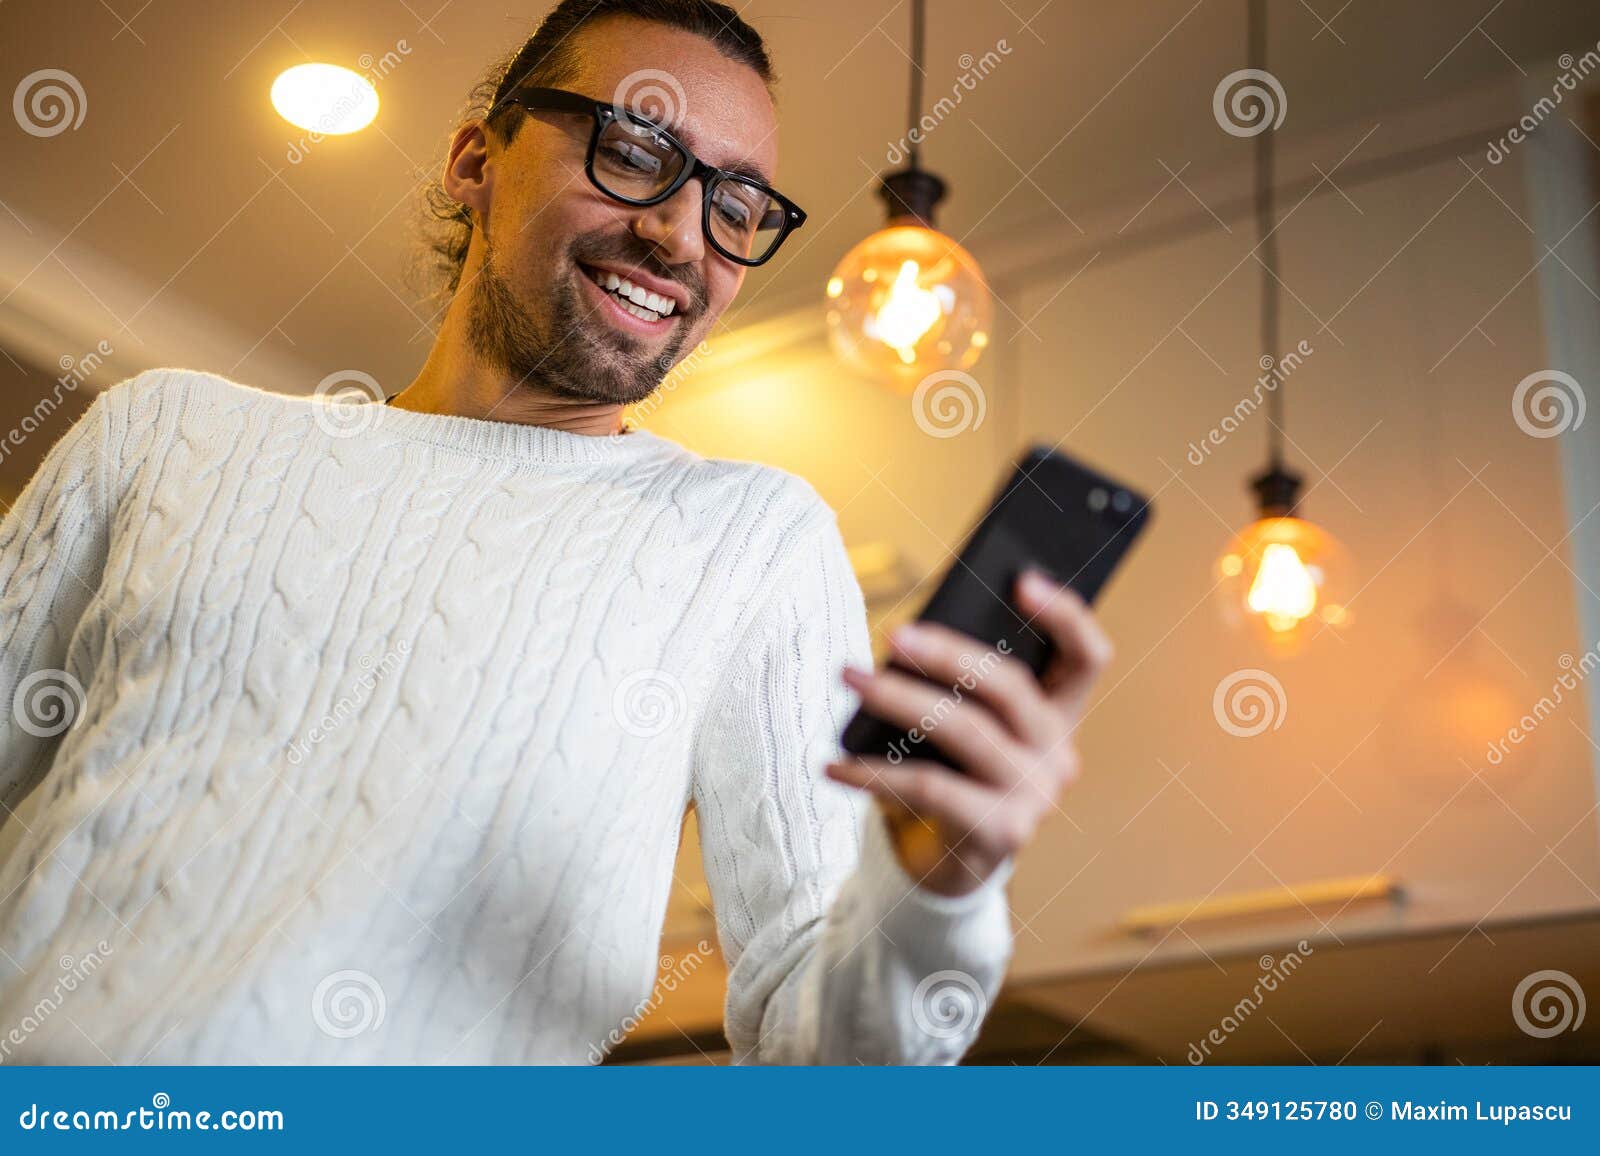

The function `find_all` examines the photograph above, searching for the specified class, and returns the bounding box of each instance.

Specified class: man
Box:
[0,0,1109,1064]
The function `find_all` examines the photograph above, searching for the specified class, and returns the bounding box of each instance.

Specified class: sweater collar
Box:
[361,396,669,466]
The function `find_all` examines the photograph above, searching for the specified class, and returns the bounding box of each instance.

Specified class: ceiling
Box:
[3,0,1599,393]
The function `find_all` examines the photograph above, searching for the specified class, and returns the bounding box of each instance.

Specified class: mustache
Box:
[570,231,706,315]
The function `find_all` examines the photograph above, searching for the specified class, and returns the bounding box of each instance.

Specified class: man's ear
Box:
[443,121,493,223]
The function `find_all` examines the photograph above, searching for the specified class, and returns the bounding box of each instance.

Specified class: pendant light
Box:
[1215,0,1350,650]
[825,0,992,391]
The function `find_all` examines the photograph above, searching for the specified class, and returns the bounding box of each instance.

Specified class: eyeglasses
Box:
[492,86,806,267]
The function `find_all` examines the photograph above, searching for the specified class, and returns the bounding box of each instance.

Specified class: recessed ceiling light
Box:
[271,63,379,135]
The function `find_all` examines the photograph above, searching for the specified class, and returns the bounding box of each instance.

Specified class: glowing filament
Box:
[864,261,942,364]
[1247,542,1317,633]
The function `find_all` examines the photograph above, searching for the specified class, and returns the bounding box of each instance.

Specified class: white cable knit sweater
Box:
[0,368,1011,1065]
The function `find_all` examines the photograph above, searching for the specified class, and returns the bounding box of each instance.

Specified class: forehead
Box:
[566,16,780,182]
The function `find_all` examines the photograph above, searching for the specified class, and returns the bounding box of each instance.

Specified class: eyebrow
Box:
[715,158,774,186]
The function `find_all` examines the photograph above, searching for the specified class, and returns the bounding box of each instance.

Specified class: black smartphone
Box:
[840,445,1153,771]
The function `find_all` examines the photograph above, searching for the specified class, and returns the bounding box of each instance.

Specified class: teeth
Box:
[588,266,675,319]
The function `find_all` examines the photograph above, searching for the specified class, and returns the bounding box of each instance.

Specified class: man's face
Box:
[462,17,780,405]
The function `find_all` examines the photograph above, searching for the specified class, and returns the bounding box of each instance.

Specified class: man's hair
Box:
[418,0,774,303]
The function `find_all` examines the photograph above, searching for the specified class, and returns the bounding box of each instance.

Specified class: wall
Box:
[641,76,1600,996]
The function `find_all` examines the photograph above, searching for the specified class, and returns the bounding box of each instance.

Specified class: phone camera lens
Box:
[1087,487,1109,512]
[1112,490,1133,514]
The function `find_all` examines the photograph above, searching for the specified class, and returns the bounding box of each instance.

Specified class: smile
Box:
[580,264,677,323]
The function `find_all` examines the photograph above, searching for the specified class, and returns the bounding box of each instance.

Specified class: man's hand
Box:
[825,569,1113,897]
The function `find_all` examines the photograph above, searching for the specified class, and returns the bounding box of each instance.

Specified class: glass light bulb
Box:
[826,224,992,390]
[1217,516,1349,651]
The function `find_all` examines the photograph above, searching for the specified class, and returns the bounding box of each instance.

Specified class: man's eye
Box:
[603,140,662,175]
[713,192,755,232]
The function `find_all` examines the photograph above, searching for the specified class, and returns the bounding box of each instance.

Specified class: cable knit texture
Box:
[0,369,1011,1064]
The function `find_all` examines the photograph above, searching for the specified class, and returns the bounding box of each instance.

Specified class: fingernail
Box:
[841,666,866,686]
[892,624,924,654]
[1021,569,1055,600]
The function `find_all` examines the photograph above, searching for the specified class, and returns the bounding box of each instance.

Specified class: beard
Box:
[465,229,701,406]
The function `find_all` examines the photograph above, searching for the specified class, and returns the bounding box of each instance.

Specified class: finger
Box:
[825,757,1023,860]
[1014,570,1114,711]
[886,621,1059,748]
[842,665,1031,787]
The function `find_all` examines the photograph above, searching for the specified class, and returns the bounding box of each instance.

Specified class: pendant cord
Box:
[907,0,926,172]
[1249,0,1284,470]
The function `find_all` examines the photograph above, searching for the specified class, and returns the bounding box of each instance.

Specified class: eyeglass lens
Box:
[593,115,785,262]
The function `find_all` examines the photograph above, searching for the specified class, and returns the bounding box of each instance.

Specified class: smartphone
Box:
[840,445,1153,771]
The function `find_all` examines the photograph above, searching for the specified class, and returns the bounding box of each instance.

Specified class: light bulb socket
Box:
[879,168,947,228]
[1250,463,1303,518]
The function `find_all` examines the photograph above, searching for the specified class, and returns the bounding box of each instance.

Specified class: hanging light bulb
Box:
[827,189,991,388]
[825,0,992,390]
[1217,466,1350,651]
[1215,0,1352,652]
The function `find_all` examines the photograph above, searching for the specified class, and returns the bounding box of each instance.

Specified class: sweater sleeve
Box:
[691,503,1014,1065]
[0,391,116,827]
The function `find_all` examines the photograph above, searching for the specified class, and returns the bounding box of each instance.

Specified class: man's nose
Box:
[631,181,706,266]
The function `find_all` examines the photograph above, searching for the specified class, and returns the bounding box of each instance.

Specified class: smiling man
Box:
[0,0,1110,1064]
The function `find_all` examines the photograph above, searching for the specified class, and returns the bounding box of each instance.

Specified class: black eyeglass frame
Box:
[492,86,807,268]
